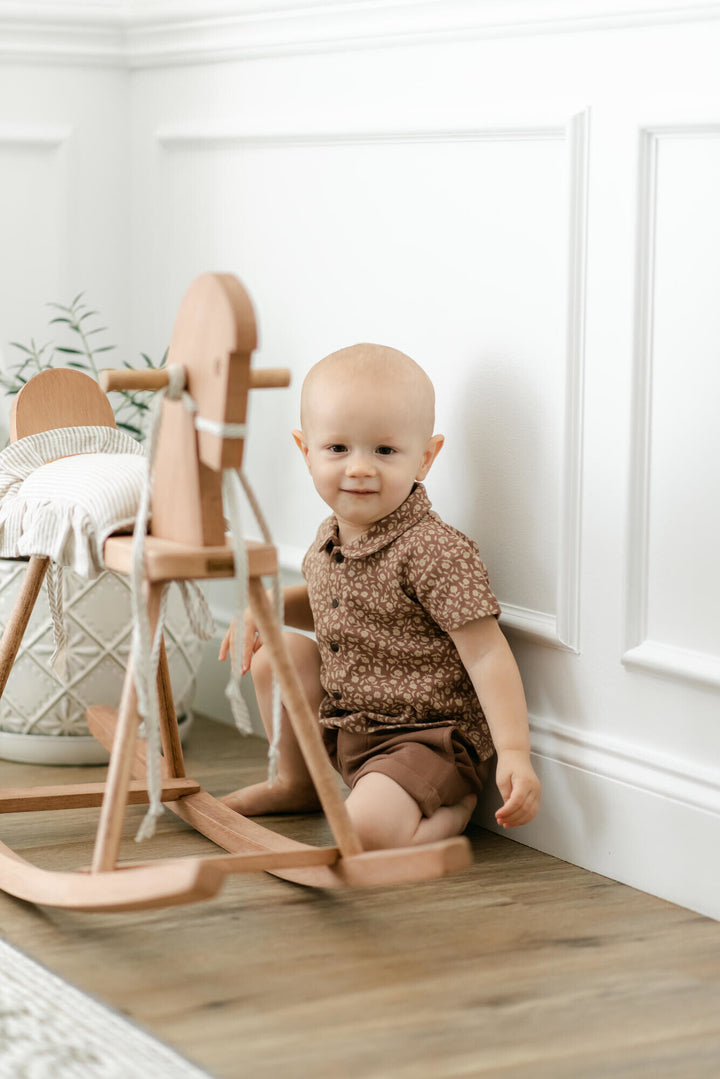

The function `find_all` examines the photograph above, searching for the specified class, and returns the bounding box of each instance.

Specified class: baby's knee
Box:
[345,774,422,850]
[249,631,320,692]
[248,643,273,691]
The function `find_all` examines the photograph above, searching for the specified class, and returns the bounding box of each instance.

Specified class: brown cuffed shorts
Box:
[322,725,493,818]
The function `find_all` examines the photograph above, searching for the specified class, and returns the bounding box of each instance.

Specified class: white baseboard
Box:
[476,738,720,922]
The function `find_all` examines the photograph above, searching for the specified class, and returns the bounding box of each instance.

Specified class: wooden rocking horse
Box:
[0,273,472,912]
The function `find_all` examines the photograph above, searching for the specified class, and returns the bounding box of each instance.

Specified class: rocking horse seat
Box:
[102,535,277,582]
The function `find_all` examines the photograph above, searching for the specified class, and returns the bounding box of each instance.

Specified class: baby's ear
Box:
[292,429,310,462]
[416,434,444,480]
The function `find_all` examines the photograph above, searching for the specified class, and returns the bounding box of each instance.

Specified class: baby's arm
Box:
[450,617,541,829]
[218,584,314,673]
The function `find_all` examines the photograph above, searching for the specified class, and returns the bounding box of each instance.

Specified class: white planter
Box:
[0,560,202,765]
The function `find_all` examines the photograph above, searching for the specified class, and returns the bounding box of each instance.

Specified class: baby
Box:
[219,343,541,850]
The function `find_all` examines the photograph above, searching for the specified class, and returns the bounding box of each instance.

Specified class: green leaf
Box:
[55,346,83,355]
[48,317,73,326]
[93,345,116,353]
[67,361,91,370]
[117,421,143,437]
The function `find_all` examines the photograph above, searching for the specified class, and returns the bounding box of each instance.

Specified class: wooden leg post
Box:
[91,582,164,873]
[156,639,186,779]
[0,556,50,698]
[247,577,363,859]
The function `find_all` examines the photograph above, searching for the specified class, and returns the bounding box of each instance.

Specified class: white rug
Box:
[0,938,211,1078]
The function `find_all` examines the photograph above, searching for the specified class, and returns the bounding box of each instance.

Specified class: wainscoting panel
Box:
[151,113,588,650]
[624,123,720,687]
[0,129,69,363]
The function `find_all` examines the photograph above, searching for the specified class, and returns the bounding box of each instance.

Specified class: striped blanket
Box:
[0,427,145,578]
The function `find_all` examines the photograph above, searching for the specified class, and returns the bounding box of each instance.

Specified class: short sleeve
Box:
[404,523,500,633]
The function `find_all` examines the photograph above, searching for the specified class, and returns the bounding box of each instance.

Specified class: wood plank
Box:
[117,846,341,874]
[0,839,224,912]
[102,535,277,580]
[101,367,290,393]
[0,778,200,814]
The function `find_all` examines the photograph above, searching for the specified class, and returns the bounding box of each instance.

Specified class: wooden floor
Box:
[0,714,719,1078]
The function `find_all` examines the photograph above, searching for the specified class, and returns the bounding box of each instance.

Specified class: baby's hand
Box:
[494,750,541,829]
[218,611,263,674]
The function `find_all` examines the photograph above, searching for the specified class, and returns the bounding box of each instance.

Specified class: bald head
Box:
[300,343,436,440]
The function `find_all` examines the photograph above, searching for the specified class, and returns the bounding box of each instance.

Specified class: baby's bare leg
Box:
[344,772,476,851]
[222,632,324,815]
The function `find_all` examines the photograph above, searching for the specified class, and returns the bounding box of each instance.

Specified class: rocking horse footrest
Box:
[0,777,200,814]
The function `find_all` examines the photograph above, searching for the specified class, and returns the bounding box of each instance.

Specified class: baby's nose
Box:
[345,452,377,476]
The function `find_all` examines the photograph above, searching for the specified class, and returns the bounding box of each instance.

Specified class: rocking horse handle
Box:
[99,368,291,393]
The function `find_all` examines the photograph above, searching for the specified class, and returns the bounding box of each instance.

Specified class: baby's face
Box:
[294,371,442,545]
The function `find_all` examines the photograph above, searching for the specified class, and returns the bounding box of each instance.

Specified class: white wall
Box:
[1,0,719,919]
[0,3,129,430]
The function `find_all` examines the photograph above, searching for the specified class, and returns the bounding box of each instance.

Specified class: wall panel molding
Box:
[0,5,125,67]
[163,112,589,652]
[2,2,720,67]
[623,640,720,690]
[0,126,72,149]
[624,119,720,685]
[128,1,720,67]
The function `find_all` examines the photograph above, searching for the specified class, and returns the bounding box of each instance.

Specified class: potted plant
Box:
[0,296,202,764]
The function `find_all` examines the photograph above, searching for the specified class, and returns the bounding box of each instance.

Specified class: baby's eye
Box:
[328,444,348,453]
[375,446,396,456]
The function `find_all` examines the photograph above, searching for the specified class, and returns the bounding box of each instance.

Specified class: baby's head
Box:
[294,343,444,543]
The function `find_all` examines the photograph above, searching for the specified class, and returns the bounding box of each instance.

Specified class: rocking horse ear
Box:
[167,273,258,473]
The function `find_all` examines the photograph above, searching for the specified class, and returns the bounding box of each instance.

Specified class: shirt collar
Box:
[316,483,432,559]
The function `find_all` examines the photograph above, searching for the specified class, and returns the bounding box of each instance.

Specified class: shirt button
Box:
[335,552,344,563]
[331,598,339,608]
[332,691,342,700]
[330,641,340,652]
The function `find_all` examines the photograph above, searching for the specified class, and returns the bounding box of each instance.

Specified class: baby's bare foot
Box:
[221,779,322,816]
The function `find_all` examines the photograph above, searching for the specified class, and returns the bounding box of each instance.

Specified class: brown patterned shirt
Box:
[301,483,500,760]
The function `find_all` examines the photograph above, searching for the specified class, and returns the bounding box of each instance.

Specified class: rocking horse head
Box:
[138,273,286,548]
[167,273,258,475]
